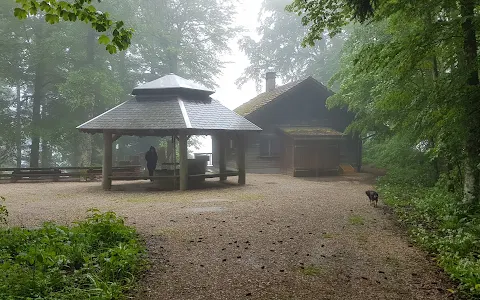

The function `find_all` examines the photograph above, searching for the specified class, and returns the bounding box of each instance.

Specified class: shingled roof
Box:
[77,74,261,135]
[234,76,314,116]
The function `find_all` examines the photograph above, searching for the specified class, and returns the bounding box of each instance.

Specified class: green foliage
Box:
[13,0,133,53]
[0,196,7,226]
[363,134,439,187]
[0,209,146,299]
[380,181,480,296]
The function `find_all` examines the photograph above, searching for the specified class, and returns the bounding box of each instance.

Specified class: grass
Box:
[0,208,147,299]
[348,215,365,225]
[322,232,335,239]
[299,265,324,276]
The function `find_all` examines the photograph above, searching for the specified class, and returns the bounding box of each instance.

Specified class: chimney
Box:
[265,71,276,92]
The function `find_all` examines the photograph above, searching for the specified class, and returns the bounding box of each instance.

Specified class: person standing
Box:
[145,146,158,181]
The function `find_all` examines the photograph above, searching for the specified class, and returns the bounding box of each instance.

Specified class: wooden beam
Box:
[112,134,122,142]
[179,131,188,191]
[218,133,227,181]
[236,133,246,185]
[102,131,113,190]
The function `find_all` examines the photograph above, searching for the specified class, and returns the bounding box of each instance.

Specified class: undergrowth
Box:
[0,206,147,299]
[378,176,480,298]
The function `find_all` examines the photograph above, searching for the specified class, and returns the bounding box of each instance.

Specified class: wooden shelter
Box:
[77,73,261,190]
[213,73,362,176]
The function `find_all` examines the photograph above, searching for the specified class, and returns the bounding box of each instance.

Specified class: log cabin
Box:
[213,72,362,177]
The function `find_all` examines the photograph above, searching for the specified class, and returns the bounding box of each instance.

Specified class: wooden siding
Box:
[281,136,294,176]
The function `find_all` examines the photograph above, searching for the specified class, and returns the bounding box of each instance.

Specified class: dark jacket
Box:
[145,150,158,167]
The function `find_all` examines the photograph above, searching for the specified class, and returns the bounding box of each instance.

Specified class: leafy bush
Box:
[0,196,7,225]
[363,134,439,187]
[380,180,480,297]
[0,209,147,299]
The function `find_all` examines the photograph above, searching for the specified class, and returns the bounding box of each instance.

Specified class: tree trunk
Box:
[30,60,45,168]
[30,24,46,168]
[41,141,52,167]
[15,82,22,168]
[460,0,480,204]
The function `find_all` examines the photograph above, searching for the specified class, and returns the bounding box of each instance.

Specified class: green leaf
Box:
[98,34,110,45]
[68,12,76,21]
[39,0,50,11]
[115,20,124,29]
[106,44,117,54]
[45,13,59,24]
[13,8,28,19]
[86,5,96,13]
[94,23,106,32]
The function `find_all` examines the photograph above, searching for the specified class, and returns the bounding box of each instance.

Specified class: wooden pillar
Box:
[315,141,319,178]
[179,131,188,191]
[218,133,227,181]
[236,133,246,185]
[102,131,113,190]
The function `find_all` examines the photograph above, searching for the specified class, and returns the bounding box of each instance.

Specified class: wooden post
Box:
[236,133,246,185]
[102,131,113,190]
[292,140,296,177]
[179,131,188,191]
[172,135,177,189]
[218,133,227,181]
[315,141,319,178]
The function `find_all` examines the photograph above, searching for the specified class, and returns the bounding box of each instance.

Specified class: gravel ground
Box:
[1,174,455,300]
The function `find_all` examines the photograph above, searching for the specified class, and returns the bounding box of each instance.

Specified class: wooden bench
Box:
[10,168,62,182]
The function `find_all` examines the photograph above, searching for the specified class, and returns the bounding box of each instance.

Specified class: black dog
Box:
[365,190,379,207]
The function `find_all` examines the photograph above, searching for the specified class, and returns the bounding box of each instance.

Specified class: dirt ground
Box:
[0,174,455,300]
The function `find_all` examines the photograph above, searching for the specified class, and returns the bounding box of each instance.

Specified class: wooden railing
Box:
[0,166,142,182]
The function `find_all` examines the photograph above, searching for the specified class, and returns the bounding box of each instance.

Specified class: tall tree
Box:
[287,0,480,203]
[135,0,241,88]
[237,0,349,91]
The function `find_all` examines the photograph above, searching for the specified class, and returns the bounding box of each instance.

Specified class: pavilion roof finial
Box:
[132,73,215,96]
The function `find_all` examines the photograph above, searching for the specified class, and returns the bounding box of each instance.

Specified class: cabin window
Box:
[259,135,281,157]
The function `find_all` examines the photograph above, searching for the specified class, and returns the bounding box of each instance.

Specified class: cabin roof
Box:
[279,126,344,137]
[234,76,328,117]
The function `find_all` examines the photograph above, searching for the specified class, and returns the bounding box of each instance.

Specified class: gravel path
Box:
[1,174,454,300]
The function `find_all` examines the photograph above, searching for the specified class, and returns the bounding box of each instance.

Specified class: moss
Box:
[281,127,344,136]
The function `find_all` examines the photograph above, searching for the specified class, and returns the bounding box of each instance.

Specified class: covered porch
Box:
[278,127,345,177]
[77,74,261,190]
